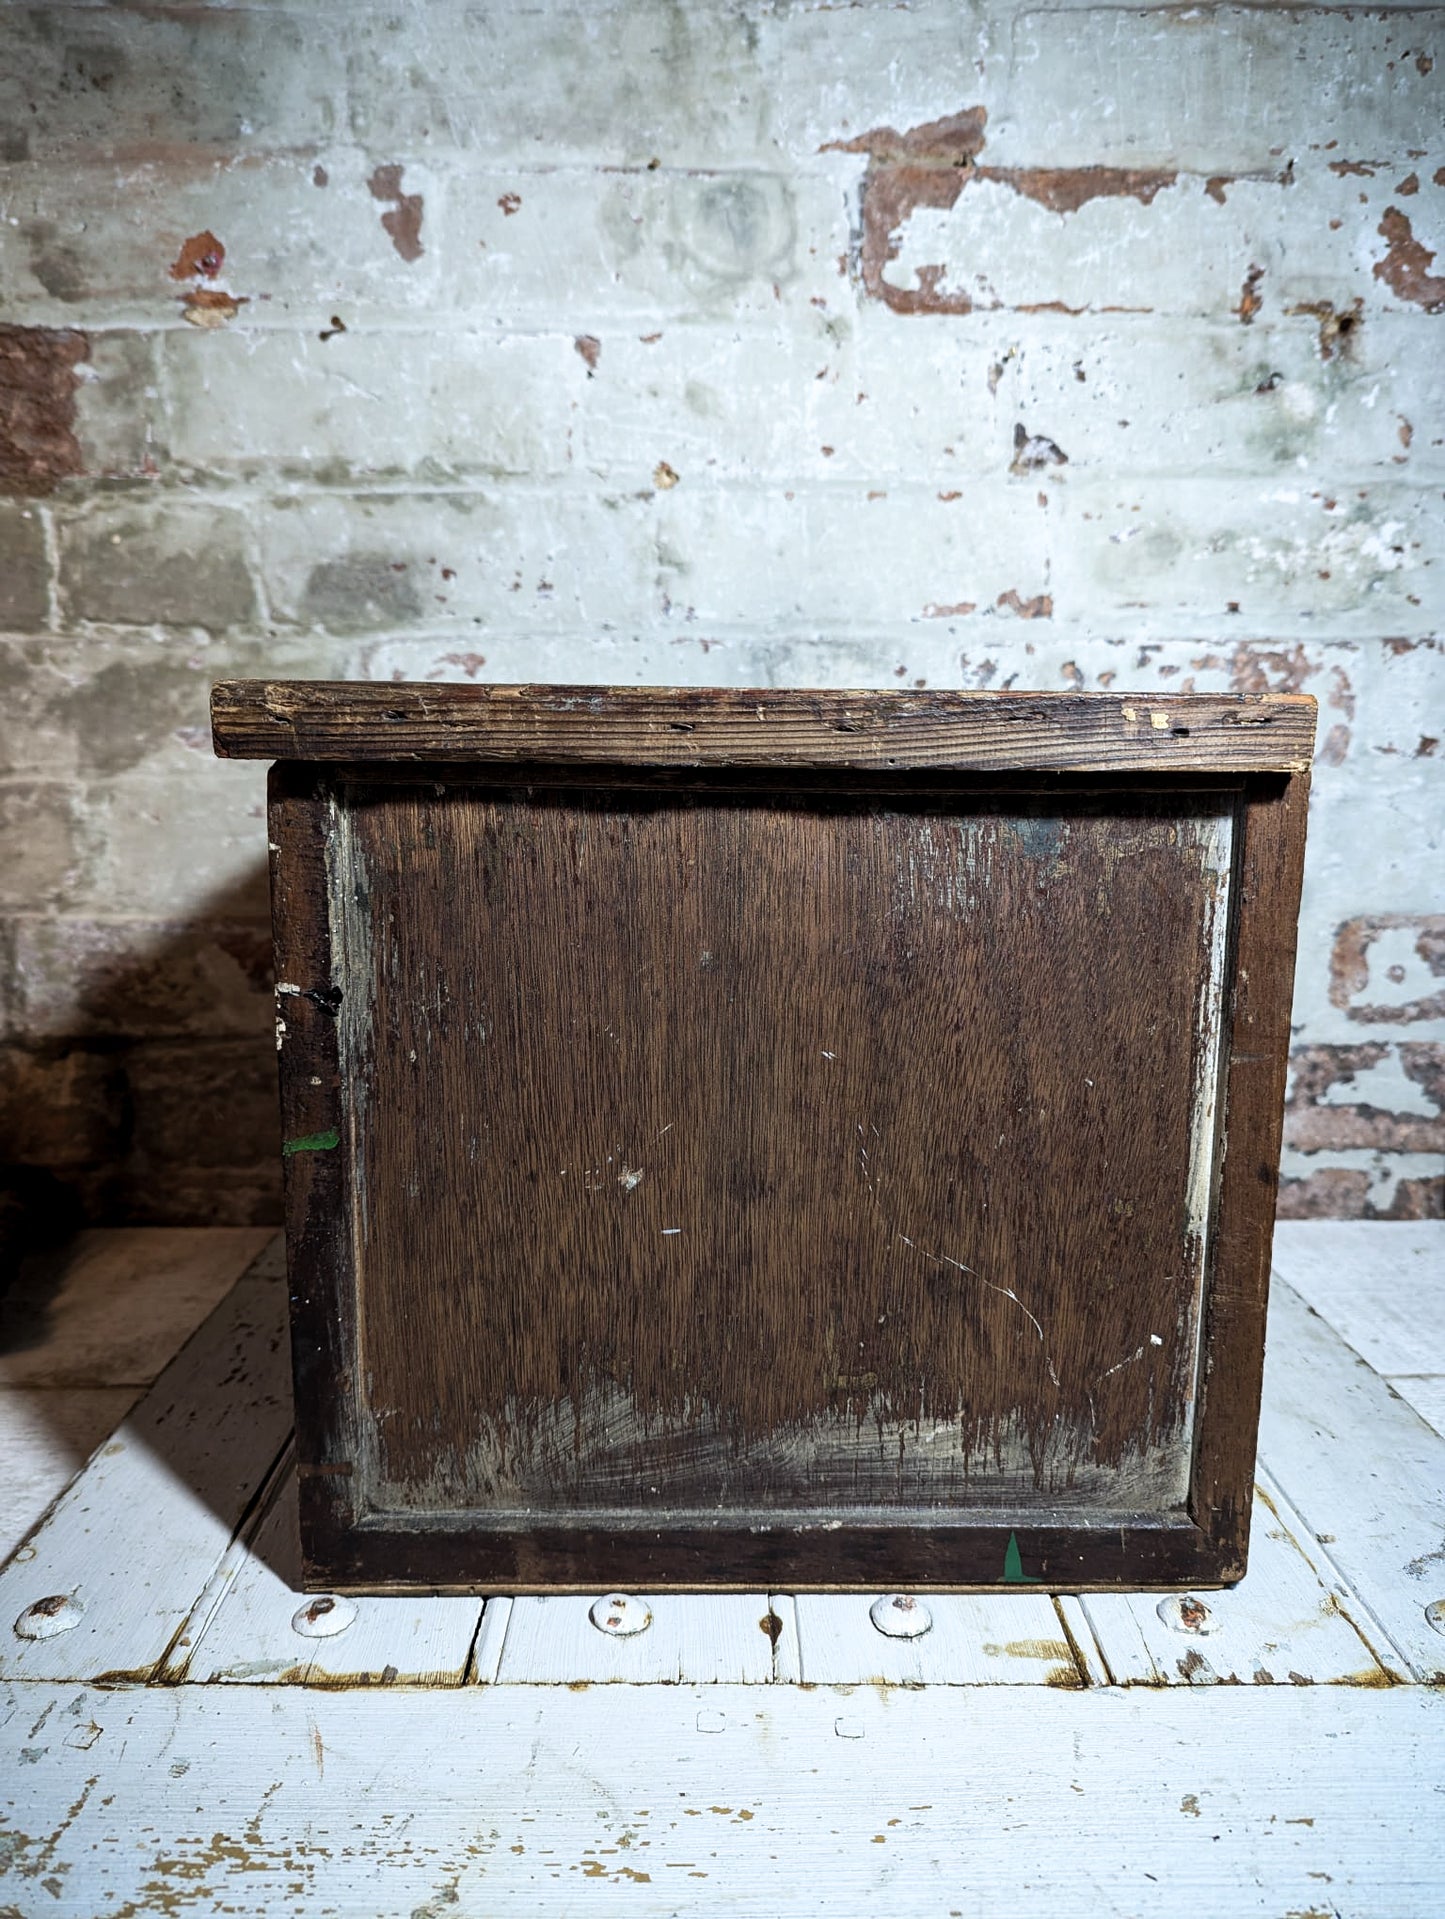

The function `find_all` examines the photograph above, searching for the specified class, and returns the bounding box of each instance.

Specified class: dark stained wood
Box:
[245,684,1315,1592]
[266,766,359,1579]
[347,788,1226,1518]
[1187,773,1312,1578]
[214,682,1316,775]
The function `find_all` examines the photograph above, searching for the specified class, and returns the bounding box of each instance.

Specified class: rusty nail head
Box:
[589,1592,652,1637]
[1426,1599,1445,1637]
[870,1593,933,1639]
[291,1594,358,1638]
[1157,1594,1220,1636]
[14,1593,84,1640]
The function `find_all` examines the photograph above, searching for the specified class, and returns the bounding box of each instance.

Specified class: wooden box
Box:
[213,683,1315,1593]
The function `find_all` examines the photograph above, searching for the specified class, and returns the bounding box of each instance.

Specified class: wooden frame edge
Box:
[214,682,1317,776]
[1186,771,1312,1581]
[268,765,361,1586]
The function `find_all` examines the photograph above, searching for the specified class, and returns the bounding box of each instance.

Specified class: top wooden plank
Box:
[211,683,1317,774]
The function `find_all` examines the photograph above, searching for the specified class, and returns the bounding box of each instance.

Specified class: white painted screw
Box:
[869,1593,933,1639]
[14,1594,84,1640]
[291,1594,358,1638]
[1425,1599,1445,1637]
[589,1592,652,1637]
[1157,1594,1220,1636]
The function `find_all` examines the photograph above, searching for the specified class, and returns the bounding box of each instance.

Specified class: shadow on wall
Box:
[0,864,282,1272]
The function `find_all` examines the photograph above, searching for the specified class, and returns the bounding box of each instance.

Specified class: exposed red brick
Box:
[996,589,1053,620]
[179,287,247,329]
[825,107,1176,314]
[973,164,1177,213]
[1284,1042,1443,1154]
[0,324,89,496]
[823,109,988,166]
[1277,1168,1370,1219]
[1190,641,1319,696]
[1278,1169,1443,1221]
[1329,914,1445,1023]
[1396,173,1420,196]
[574,334,601,372]
[1373,208,1445,313]
[923,601,977,618]
[1317,723,1350,765]
[169,230,225,280]
[368,164,425,263]
[855,164,974,314]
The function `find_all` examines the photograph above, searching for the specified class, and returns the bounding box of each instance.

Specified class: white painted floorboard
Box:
[495,1591,779,1684]
[0,1271,291,1683]
[1078,1476,1393,1687]
[171,1459,488,1687]
[793,1591,1081,1686]
[1258,1274,1445,1684]
[1272,1221,1444,1379]
[4,1683,1443,1917]
[0,1224,1442,1914]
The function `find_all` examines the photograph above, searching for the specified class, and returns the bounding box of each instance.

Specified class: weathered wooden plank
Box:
[792,1592,1084,1687]
[493,1594,779,1685]
[0,1388,140,1566]
[0,1275,292,1683]
[4,1684,1442,1916]
[168,1464,486,1687]
[212,681,1316,773]
[1078,1479,1396,1688]
[0,1227,278,1389]
[1273,1221,1445,1380]
[766,1593,802,1684]
[470,1595,513,1683]
[1185,771,1311,1582]
[1392,1377,1445,1441]
[1258,1275,1445,1685]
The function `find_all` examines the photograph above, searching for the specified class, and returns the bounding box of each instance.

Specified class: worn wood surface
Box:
[1258,1260,1445,1685]
[0,1268,291,1684]
[254,689,1311,1589]
[1185,773,1311,1580]
[212,681,1318,773]
[0,1225,1441,1916]
[167,1458,488,1688]
[345,788,1230,1520]
[4,1685,1442,1917]
[6,1227,1436,1694]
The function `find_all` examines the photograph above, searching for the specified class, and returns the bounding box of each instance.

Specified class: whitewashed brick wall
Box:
[0,0,1440,1222]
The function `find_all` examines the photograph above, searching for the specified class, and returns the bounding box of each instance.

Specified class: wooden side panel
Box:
[268,766,360,1582]
[1187,774,1311,1579]
[338,787,1233,1526]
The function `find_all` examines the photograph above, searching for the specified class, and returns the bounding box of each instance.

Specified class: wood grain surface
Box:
[335,786,1232,1523]
[213,682,1316,774]
[251,686,1312,1589]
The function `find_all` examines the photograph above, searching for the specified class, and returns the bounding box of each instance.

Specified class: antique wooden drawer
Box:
[212,683,1315,1593]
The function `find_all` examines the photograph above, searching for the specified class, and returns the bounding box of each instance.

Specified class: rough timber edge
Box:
[212,681,1317,774]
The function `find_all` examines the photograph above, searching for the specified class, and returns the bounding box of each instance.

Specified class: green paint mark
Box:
[1003,1533,1039,1584]
[282,1128,340,1157]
